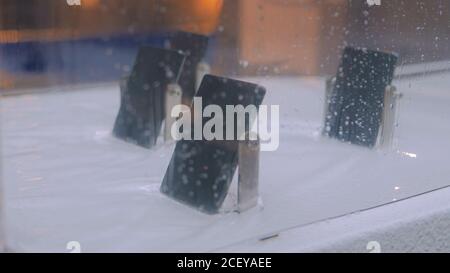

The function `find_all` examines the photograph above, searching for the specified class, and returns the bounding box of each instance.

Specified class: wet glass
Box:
[1,0,450,252]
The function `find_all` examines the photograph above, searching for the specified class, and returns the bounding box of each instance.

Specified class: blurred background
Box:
[1,0,450,91]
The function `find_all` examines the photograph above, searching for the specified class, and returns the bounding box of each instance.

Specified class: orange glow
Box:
[82,0,100,9]
[0,30,19,43]
[175,0,224,35]
[0,29,80,44]
[192,0,223,16]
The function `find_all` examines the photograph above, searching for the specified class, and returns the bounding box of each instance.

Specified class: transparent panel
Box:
[1,0,450,252]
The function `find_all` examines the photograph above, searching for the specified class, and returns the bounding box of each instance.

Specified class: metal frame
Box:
[237,135,260,213]
[322,76,336,137]
[196,61,211,92]
[164,83,183,142]
[164,61,210,142]
[378,85,402,149]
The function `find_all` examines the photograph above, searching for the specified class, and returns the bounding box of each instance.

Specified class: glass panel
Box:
[1,0,449,252]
